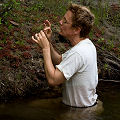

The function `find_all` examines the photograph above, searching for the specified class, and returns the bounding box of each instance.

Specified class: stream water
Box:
[0,80,120,120]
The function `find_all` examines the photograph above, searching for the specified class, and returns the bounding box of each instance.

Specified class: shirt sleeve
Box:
[56,52,83,80]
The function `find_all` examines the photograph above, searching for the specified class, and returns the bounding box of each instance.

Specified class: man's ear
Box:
[74,27,81,35]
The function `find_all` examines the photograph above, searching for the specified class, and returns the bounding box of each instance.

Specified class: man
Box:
[32,3,98,108]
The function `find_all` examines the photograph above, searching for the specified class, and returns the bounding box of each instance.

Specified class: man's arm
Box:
[32,31,66,86]
[50,43,62,65]
[43,48,66,86]
[43,20,62,65]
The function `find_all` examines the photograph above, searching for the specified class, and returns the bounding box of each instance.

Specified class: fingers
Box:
[32,31,47,42]
[44,27,51,31]
[43,23,47,29]
[43,27,52,34]
[32,36,38,43]
[34,33,38,39]
[38,32,42,40]
[44,20,51,27]
[40,30,47,38]
[32,33,41,43]
[32,30,50,49]
[43,20,51,31]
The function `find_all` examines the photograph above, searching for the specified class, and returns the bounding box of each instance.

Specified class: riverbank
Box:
[0,0,120,101]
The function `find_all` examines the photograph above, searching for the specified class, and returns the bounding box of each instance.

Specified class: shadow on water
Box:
[0,80,120,120]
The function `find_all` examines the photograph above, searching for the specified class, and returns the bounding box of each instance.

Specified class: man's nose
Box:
[59,20,62,25]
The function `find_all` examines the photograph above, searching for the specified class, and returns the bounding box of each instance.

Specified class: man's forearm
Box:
[42,48,56,85]
[50,43,62,65]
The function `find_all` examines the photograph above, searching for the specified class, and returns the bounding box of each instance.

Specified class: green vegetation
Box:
[104,63,109,70]
[0,0,119,69]
[0,0,120,99]
[0,0,71,58]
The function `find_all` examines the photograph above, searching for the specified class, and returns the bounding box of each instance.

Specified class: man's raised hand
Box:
[43,20,52,40]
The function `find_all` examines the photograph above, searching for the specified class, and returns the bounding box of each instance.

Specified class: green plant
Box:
[8,24,14,30]
[104,63,109,70]
[91,8,100,26]
[106,4,120,27]
[0,37,7,44]
[90,1,110,26]
[0,17,2,24]
[98,37,105,43]
[0,0,20,25]
[107,39,114,50]
[16,72,22,80]
[36,25,43,32]
[0,47,3,50]
[89,30,94,39]
[15,40,24,46]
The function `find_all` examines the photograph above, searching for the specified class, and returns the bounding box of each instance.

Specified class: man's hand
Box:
[32,30,50,50]
[43,20,52,40]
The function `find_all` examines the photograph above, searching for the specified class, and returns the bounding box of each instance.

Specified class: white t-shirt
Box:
[56,38,98,107]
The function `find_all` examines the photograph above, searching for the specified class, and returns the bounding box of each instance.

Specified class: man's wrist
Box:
[42,48,50,53]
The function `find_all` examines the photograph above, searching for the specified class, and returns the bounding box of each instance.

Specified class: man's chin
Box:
[59,31,65,37]
[58,31,67,39]
[58,32,63,37]
[58,31,62,35]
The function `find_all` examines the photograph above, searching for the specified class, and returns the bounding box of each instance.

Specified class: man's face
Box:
[59,10,75,39]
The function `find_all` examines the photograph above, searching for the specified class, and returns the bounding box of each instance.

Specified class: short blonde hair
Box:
[68,3,95,37]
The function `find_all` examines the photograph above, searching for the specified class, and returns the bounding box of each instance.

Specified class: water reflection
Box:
[56,101,103,120]
[0,97,103,120]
